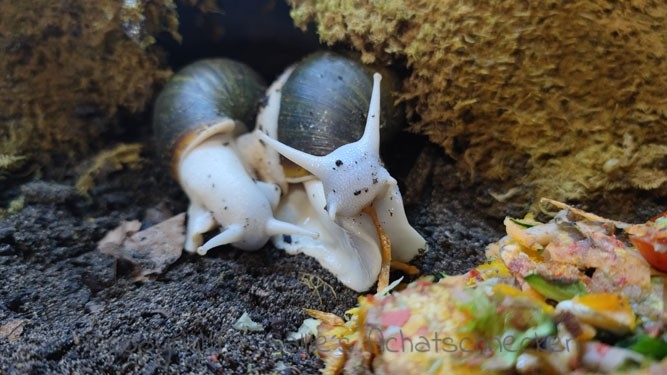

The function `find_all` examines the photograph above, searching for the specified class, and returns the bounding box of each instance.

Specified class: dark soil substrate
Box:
[1,136,665,374]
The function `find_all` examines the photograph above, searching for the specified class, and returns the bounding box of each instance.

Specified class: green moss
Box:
[0,195,25,218]
[75,143,144,196]
[289,0,667,206]
[0,155,26,179]
[0,0,178,176]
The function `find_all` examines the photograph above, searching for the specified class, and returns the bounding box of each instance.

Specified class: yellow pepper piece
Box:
[557,293,636,334]
[492,283,554,313]
[476,258,512,279]
[575,293,632,312]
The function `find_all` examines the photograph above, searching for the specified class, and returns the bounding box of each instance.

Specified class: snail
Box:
[250,52,427,292]
[152,58,317,254]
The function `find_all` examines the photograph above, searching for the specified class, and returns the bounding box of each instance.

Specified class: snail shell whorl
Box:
[277,51,404,157]
[153,59,267,175]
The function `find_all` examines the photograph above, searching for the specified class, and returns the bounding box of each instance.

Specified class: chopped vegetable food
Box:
[306,200,667,374]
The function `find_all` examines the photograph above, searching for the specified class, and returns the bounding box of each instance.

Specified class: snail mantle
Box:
[152,52,427,292]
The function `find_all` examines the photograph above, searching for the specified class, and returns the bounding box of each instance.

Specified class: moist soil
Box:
[1,135,665,375]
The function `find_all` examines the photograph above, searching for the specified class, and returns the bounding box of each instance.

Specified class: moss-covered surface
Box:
[0,0,178,175]
[288,0,667,207]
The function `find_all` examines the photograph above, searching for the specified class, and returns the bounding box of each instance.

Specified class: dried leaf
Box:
[98,213,185,281]
[0,319,26,342]
[97,220,142,255]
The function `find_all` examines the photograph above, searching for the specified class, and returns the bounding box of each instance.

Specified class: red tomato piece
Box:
[630,237,667,272]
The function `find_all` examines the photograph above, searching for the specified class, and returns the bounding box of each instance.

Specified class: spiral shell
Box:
[153,58,266,175]
[275,51,404,157]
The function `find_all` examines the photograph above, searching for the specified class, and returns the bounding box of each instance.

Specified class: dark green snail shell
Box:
[277,51,405,156]
[153,58,267,169]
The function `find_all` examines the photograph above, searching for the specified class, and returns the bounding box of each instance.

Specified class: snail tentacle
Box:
[265,217,320,239]
[184,202,215,251]
[360,73,383,156]
[236,66,296,192]
[197,224,244,255]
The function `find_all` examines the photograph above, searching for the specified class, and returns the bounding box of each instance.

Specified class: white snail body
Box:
[152,53,425,291]
[251,52,427,291]
[153,59,317,254]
